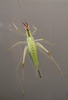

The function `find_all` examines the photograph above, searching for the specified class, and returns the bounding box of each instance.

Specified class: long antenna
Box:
[0,7,25,25]
[17,0,28,24]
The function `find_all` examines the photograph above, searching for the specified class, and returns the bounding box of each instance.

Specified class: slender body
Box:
[27,36,41,77]
[0,0,67,96]
[27,37,39,69]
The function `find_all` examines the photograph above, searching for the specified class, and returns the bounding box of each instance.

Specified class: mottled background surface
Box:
[0,0,68,100]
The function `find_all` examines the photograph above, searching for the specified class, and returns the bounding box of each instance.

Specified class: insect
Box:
[0,0,67,96]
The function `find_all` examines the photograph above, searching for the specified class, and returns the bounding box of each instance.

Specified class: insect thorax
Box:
[26,30,32,37]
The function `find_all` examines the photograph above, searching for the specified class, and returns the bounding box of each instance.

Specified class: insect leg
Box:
[35,39,56,45]
[7,41,26,49]
[22,46,28,96]
[9,19,26,35]
[36,42,67,76]
[32,22,37,35]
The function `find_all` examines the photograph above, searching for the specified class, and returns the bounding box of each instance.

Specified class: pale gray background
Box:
[0,0,68,100]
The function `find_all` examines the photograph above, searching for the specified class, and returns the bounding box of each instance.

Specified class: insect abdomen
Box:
[27,37,39,70]
[27,37,42,78]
